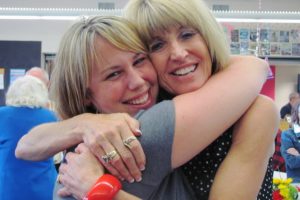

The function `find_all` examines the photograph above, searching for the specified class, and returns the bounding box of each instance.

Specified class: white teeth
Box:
[173,65,196,76]
[128,93,149,105]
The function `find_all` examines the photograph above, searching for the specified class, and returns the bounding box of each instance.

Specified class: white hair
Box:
[6,76,49,108]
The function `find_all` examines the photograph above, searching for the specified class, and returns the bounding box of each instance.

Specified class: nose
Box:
[169,41,188,62]
[127,68,145,91]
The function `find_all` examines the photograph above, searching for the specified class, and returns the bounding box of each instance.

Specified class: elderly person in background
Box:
[280,92,300,120]
[26,66,50,87]
[0,76,57,200]
[281,102,300,183]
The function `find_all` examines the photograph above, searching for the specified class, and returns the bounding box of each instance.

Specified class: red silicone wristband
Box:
[85,174,122,200]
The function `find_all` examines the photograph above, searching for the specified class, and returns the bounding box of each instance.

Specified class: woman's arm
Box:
[171,56,269,167]
[209,95,279,200]
[15,113,145,182]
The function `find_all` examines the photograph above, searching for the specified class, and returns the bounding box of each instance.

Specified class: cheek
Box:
[91,85,122,112]
[150,54,166,74]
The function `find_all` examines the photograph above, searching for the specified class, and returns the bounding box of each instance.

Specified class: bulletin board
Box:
[0,41,41,106]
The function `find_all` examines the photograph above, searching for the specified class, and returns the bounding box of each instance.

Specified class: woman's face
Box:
[88,36,158,116]
[149,25,212,95]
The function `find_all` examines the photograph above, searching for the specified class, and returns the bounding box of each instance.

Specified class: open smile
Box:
[171,64,197,76]
[125,92,149,105]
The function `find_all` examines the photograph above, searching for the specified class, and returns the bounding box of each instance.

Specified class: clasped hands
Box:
[57,113,145,198]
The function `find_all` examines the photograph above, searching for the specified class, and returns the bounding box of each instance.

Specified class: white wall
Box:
[0,19,73,53]
[274,63,300,109]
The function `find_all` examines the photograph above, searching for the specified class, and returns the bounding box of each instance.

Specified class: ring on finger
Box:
[123,136,137,149]
[102,150,118,163]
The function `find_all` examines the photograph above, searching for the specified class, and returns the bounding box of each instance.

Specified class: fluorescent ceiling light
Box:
[0,8,299,23]
[0,15,78,20]
[217,18,300,23]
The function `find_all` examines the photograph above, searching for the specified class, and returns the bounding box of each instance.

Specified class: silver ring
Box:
[102,150,118,163]
[123,136,137,149]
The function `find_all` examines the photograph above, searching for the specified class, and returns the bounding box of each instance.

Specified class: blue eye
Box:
[181,31,195,40]
[133,56,146,66]
[149,40,164,52]
[106,71,121,80]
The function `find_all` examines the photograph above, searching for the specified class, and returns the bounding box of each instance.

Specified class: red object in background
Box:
[273,190,283,200]
[260,65,275,100]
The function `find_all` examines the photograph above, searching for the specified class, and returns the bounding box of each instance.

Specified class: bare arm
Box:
[209,95,279,200]
[171,56,269,167]
[15,113,144,182]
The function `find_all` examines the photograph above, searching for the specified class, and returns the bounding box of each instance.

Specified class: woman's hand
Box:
[287,147,300,156]
[75,113,144,182]
[58,143,103,199]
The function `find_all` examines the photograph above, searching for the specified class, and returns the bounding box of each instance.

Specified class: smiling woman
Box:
[148,25,213,95]
[86,36,157,116]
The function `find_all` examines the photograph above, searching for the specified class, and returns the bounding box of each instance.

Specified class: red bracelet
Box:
[84,174,122,200]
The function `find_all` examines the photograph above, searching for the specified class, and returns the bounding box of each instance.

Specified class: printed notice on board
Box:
[0,68,4,90]
[10,68,25,85]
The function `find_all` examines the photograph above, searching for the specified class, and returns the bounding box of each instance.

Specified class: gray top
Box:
[53,100,196,200]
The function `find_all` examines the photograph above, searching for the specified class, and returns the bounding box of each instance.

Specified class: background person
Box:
[0,75,57,200]
[280,92,300,120]
[281,102,300,183]
[26,66,50,87]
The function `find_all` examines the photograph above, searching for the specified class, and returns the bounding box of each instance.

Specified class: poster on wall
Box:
[0,68,4,90]
[10,69,25,85]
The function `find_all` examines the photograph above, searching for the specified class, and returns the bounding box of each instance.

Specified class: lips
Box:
[171,64,197,76]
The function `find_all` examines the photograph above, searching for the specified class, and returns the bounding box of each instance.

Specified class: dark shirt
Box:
[160,88,273,200]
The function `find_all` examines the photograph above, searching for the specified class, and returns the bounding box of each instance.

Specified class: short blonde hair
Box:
[51,15,147,119]
[125,0,230,73]
[6,76,49,108]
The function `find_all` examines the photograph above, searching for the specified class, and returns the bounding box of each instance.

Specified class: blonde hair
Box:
[125,0,230,73]
[6,76,49,108]
[51,15,147,119]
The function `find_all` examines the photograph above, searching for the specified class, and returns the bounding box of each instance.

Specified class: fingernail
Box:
[119,177,125,181]
[129,178,135,183]
[135,129,142,136]
[136,177,142,182]
[140,165,145,171]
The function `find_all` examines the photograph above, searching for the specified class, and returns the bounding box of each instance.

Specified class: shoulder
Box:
[135,100,174,122]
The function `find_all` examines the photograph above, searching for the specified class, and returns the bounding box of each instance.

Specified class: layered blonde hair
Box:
[125,0,230,73]
[51,16,148,119]
[6,76,49,108]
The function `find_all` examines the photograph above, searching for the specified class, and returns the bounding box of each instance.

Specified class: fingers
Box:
[75,143,89,154]
[123,113,142,137]
[99,140,138,183]
[123,136,146,172]
[121,113,146,170]
[57,186,72,197]
[109,146,141,183]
